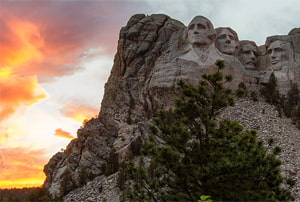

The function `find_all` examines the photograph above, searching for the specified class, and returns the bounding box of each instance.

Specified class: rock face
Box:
[43,14,300,199]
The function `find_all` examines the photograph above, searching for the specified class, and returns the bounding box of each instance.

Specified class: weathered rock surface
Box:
[44,13,300,200]
[62,98,300,201]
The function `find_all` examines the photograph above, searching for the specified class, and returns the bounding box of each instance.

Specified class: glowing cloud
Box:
[0,16,47,121]
[54,128,74,139]
[61,104,98,123]
[0,17,44,68]
[0,72,47,121]
[0,147,48,188]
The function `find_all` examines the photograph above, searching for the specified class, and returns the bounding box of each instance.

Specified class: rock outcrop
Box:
[43,14,300,200]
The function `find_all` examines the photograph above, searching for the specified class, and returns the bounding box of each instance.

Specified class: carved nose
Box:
[270,51,276,58]
[225,36,231,43]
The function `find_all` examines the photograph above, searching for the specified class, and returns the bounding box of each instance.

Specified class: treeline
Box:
[0,187,36,201]
[0,187,55,202]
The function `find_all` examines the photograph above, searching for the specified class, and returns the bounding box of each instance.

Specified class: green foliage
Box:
[198,195,212,202]
[26,187,60,202]
[130,136,143,155]
[261,73,300,129]
[250,91,258,101]
[0,187,57,202]
[124,61,292,201]
[260,72,280,104]
[236,82,247,97]
[235,88,245,97]
[104,148,119,176]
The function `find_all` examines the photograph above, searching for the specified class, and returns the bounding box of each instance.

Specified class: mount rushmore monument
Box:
[43,14,300,200]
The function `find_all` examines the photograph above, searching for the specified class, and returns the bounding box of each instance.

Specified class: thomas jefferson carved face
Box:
[267,40,290,70]
[187,16,215,48]
[215,28,239,55]
[238,42,258,70]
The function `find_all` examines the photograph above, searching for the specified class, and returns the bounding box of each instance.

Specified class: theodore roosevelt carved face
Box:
[238,41,258,70]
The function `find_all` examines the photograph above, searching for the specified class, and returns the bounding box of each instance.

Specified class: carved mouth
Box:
[271,60,280,65]
[246,61,255,66]
[192,35,202,39]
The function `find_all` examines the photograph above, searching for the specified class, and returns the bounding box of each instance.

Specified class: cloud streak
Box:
[54,128,74,139]
[0,147,48,188]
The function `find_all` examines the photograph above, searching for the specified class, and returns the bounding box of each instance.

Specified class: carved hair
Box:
[183,16,217,42]
[288,28,300,36]
[238,40,257,54]
[215,27,239,42]
[265,36,292,49]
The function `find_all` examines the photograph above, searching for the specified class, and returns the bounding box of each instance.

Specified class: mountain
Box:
[43,14,300,201]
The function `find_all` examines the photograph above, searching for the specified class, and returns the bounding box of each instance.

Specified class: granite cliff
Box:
[43,14,300,200]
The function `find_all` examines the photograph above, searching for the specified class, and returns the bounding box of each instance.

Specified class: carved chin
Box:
[245,64,256,69]
[245,62,256,69]
[271,62,282,70]
[222,47,235,54]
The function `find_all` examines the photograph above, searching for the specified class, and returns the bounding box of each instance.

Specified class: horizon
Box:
[1,0,299,188]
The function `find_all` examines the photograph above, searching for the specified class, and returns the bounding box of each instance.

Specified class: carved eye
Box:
[229,35,234,40]
[274,48,283,53]
[189,24,195,30]
[197,24,206,29]
[267,49,272,54]
[218,34,226,39]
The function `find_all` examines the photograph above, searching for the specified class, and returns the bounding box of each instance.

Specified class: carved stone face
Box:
[239,43,257,70]
[187,16,214,47]
[267,40,290,70]
[215,29,238,55]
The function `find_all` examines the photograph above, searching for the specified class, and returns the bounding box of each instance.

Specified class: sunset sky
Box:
[0,0,299,188]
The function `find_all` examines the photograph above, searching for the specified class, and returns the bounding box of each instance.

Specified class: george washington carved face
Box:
[186,16,216,48]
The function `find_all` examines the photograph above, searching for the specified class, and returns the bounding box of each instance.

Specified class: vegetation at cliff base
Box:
[122,60,293,201]
[261,72,300,128]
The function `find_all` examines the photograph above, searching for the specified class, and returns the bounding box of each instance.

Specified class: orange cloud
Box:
[54,128,74,139]
[0,147,48,188]
[0,17,44,69]
[0,72,47,121]
[0,12,83,82]
[0,15,48,121]
[61,104,98,123]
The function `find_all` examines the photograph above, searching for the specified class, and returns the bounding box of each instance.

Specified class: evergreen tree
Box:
[287,83,300,106]
[260,72,280,104]
[124,60,292,201]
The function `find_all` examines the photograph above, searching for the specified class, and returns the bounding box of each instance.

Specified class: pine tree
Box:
[260,72,280,104]
[124,60,292,201]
